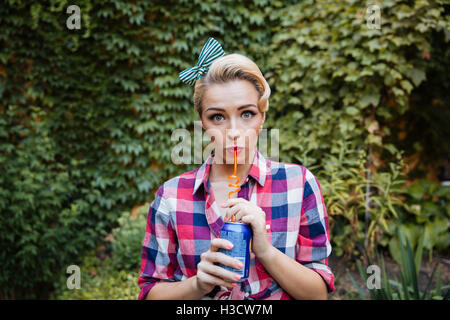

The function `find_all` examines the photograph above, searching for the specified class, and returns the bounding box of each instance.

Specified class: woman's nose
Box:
[226,127,240,142]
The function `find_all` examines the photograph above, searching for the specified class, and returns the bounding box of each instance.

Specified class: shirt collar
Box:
[192,148,268,196]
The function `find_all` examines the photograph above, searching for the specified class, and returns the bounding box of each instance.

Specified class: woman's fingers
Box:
[216,251,243,270]
[210,238,233,252]
[196,270,235,289]
[225,203,242,222]
[206,239,242,269]
[222,200,265,223]
[222,198,258,222]
[199,259,242,283]
[226,203,257,223]
[201,251,242,270]
[198,245,243,288]
[233,204,249,221]
[241,215,254,224]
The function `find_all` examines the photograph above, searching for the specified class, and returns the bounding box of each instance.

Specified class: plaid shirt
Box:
[138,149,335,300]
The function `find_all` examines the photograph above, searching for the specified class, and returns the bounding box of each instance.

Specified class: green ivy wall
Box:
[0,0,448,298]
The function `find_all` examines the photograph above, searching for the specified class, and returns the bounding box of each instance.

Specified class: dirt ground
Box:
[327,250,450,300]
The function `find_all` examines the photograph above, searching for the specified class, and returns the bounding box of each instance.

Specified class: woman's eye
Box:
[242,111,255,119]
[208,111,255,121]
[210,114,224,121]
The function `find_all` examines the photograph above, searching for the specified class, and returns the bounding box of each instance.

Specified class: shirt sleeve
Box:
[296,168,335,293]
[137,185,179,300]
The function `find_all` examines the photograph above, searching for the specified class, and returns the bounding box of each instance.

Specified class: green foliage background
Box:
[0,0,448,298]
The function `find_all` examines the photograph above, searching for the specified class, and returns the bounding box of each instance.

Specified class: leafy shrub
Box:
[51,208,148,300]
[348,229,450,300]
[381,180,450,263]
[108,205,149,272]
[0,107,90,299]
[316,140,407,259]
[51,248,140,300]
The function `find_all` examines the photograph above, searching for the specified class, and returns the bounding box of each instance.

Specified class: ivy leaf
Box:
[345,106,359,116]
[406,68,427,87]
[359,93,380,108]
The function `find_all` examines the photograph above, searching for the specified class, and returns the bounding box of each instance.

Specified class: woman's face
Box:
[200,79,265,165]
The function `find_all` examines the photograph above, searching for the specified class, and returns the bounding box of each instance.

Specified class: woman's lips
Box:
[226,147,243,154]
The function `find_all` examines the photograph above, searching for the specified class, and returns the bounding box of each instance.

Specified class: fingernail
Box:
[232,283,237,287]
[237,262,243,269]
[228,243,233,249]
[235,275,241,281]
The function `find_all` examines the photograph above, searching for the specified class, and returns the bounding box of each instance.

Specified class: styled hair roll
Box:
[193,53,271,117]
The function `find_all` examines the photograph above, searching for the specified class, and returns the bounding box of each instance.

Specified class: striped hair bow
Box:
[179,37,226,86]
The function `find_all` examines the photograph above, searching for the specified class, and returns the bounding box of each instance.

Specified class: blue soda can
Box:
[218,222,252,280]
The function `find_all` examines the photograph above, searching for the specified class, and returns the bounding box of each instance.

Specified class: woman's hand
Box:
[195,238,244,295]
[221,198,273,261]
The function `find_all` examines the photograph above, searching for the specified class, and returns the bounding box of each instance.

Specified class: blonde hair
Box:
[193,53,271,116]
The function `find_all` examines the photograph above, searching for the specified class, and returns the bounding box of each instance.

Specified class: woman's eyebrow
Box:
[205,104,257,112]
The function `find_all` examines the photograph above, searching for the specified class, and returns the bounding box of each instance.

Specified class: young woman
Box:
[138,38,335,300]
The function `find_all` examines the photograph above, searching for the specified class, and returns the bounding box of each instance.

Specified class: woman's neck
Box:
[209,149,256,184]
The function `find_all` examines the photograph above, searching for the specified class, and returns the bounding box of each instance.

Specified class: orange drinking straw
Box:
[227,147,240,222]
